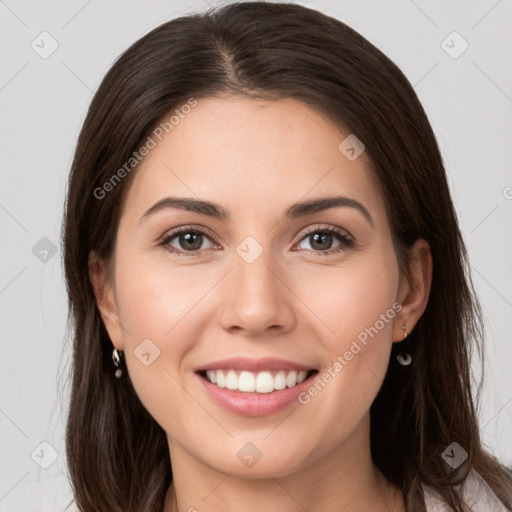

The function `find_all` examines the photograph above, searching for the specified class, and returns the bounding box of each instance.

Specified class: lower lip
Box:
[196,371,317,417]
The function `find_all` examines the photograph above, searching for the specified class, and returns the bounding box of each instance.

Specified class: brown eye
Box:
[160,227,217,256]
[175,231,204,251]
[296,226,353,255]
[308,232,335,251]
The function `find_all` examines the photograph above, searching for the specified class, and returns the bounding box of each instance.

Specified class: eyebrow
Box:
[139,195,373,226]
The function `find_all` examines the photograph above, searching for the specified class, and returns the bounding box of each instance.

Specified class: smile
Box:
[194,357,320,416]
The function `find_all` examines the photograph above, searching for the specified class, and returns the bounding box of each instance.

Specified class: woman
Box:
[62,2,512,511]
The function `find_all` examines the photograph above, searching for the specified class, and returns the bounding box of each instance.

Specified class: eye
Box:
[159,226,219,257]
[295,225,353,256]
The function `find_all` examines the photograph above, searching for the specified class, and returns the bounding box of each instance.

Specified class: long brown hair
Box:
[61,2,512,511]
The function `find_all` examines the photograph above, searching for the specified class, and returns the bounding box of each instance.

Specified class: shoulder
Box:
[423,470,509,511]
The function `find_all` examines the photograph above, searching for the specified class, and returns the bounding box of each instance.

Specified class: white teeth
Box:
[225,370,238,390]
[256,371,274,393]
[286,371,297,388]
[297,370,308,384]
[238,371,255,392]
[203,369,312,393]
[216,371,226,388]
[274,371,287,390]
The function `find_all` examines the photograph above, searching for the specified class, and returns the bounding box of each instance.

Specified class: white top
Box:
[423,470,509,511]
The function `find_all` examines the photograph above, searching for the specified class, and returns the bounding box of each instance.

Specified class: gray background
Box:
[1,1,511,510]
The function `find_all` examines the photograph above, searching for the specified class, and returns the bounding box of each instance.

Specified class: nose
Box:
[218,246,296,336]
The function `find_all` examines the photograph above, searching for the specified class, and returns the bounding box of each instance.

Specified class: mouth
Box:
[196,368,319,393]
[194,356,319,416]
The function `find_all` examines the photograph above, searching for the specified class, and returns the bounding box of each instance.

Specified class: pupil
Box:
[180,232,202,250]
[311,232,332,250]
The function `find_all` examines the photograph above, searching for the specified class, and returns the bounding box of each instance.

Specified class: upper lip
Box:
[196,357,316,373]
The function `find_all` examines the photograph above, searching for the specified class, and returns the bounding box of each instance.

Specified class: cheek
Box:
[114,245,215,344]
[292,255,399,413]
[292,254,398,350]
[112,280,200,436]
[111,250,210,418]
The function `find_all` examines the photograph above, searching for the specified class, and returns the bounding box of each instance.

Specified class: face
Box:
[93,96,415,479]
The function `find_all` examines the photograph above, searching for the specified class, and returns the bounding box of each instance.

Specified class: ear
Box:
[88,251,125,350]
[393,238,433,342]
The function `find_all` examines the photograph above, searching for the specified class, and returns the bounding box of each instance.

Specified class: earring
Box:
[112,348,124,378]
[396,325,412,366]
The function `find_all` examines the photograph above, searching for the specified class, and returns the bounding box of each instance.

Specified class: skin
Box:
[90,96,432,512]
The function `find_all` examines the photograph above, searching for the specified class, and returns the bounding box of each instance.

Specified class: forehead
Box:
[123,96,385,226]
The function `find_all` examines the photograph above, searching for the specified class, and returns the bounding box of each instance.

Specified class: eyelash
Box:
[158,224,354,258]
